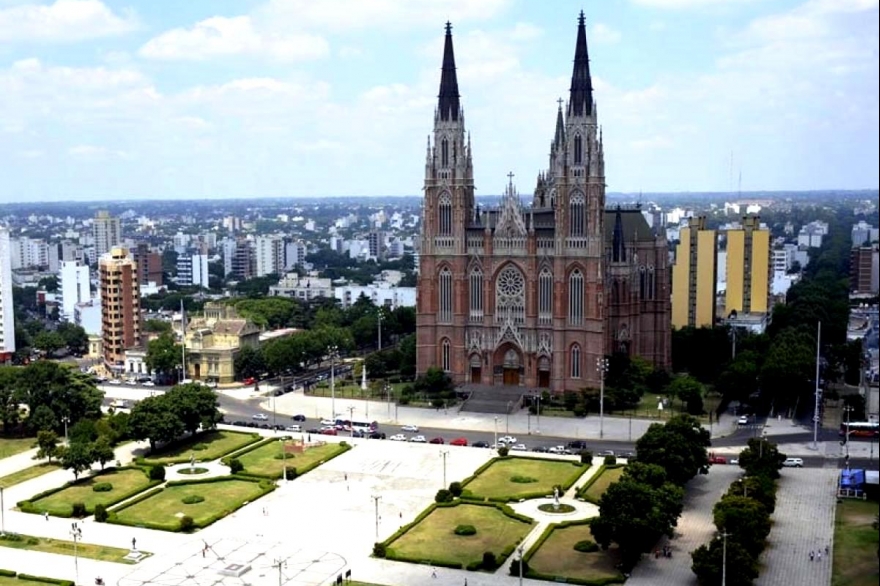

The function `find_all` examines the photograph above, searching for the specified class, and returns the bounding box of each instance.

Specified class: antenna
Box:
[738,168,742,199]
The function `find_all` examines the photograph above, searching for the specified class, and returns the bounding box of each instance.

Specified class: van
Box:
[782,457,804,468]
[285,424,302,432]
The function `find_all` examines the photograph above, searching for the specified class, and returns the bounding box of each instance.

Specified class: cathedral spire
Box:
[568,11,594,118]
[437,21,461,122]
[554,97,566,148]
[612,206,626,263]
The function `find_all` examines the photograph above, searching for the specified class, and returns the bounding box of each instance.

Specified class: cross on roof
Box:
[557,97,564,109]
[507,171,515,185]
[445,21,452,34]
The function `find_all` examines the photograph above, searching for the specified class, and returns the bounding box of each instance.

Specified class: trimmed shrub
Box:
[481,551,497,570]
[92,482,113,492]
[93,504,108,522]
[284,468,297,481]
[603,454,617,466]
[373,542,387,558]
[448,481,463,497]
[579,449,593,464]
[573,404,587,417]
[182,495,205,504]
[574,539,599,552]
[178,515,195,532]
[435,489,454,503]
[497,446,510,457]
[510,475,537,484]
[192,443,208,451]
[509,557,529,576]
[454,524,477,536]
[149,465,166,481]
[228,458,244,474]
[0,570,16,577]
[71,502,87,518]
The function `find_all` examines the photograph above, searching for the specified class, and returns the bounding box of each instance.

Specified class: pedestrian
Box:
[809,550,814,561]
[344,473,348,482]
[817,551,822,561]
[431,567,437,578]
[44,511,49,521]
[464,579,467,586]
[825,544,829,556]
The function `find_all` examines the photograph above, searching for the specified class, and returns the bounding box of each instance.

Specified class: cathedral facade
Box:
[416,14,671,393]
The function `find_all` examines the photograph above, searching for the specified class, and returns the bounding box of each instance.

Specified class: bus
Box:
[336,419,379,433]
[839,421,880,439]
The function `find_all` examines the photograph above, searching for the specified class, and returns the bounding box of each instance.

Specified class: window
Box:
[495,265,525,324]
[538,267,553,324]
[438,192,452,236]
[574,134,583,165]
[438,267,453,323]
[469,267,483,321]
[571,344,581,378]
[569,192,585,237]
[441,339,451,371]
[441,138,449,168]
[568,269,584,325]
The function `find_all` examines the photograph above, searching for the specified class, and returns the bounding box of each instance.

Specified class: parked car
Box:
[410,435,427,443]
[243,377,256,385]
[285,424,302,432]
[320,419,336,426]
[599,449,616,457]
[252,413,269,421]
[708,453,727,464]
[510,443,528,451]
[142,380,155,387]
[567,440,588,450]
[369,432,386,440]
[450,437,468,447]
[782,457,804,468]
[389,434,407,441]
[305,428,320,434]
[232,420,247,427]
[471,440,490,448]
[729,458,739,466]
[548,445,570,454]
[108,379,122,385]
[532,446,550,453]
[429,437,445,444]
[320,428,338,436]
[737,415,750,425]
[499,435,517,444]
[291,414,307,422]
[401,425,419,432]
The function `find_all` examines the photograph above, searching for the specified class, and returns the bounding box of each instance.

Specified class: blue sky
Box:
[0,0,877,202]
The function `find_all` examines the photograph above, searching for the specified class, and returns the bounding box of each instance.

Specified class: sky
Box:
[0,0,877,203]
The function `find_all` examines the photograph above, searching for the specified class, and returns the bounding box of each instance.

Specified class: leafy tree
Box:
[32,331,65,354]
[635,414,711,485]
[35,430,60,462]
[715,351,760,406]
[691,535,758,586]
[128,395,186,451]
[737,437,787,480]
[145,332,182,380]
[91,435,115,470]
[727,474,777,514]
[713,495,771,557]
[61,440,95,479]
[69,418,97,444]
[14,362,103,430]
[364,352,389,380]
[234,345,266,380]
[398,334,416,377]
[666,375,705,415]
[29,404,57,433]
[165,383,222,434]
[413,367,454,399]
[143,319,172,334]
[56,322,88,355]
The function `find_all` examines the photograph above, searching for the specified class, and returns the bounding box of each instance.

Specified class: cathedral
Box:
[415,13,671,394]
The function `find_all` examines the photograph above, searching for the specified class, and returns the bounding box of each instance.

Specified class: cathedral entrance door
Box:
[470,354,482,384]
[537,357,550,388]
[501,348,521,386]
[503,368,519,386]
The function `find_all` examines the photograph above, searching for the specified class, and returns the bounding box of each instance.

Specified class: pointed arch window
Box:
[538,267,553,325]
[571,344,582,379]
[469,267,483,322]
[574,135,583,165]
[438,192,452,236]
[438,267,453,323]
[570,192,586,237]
[639,267,647,301]
[568,269,584,325]
[647,266,656,300]
[441,339,451,372]
[496,265,525,325]
[441,138,449,168]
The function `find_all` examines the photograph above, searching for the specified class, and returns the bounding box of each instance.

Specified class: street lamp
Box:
[597,358,609,439]
[62,415,70,444]
[440,450,449,488]
[506,401,511,434]
[377,309,383,351]
[493,417,498,448]
[720,530,730,586]
[842,406,854,465]
[348,406,356,438]
[281,438,288,482]
[328,345,339,421]
[70,522,82,586]
[517,544,525,586]
[535,392,541,434]
[0,486,6,536]
[371,495,381,542]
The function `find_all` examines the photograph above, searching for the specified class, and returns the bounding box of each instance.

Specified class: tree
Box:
[234,345,266,380]
[413,367,454,398]
[398,334,416,377]
[713,495,772,557]
[145,332,182,380]
[128,395,185,451]
[61,440,95,479]
[91,435,115,470]
[56,322,88,355]
[691,535,758,586]
[737,437,786,480]
[35,430,60,462]
[635,414,711,485]
[165,383,222,434]
[365,352,389,380]
[14,362,103,430]
[143,319,172,334]
[32,331,65,355]
[29,404,57,433]
[666,375,704,415]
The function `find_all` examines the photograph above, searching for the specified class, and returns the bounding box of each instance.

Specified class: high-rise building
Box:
[725,216,771,316]
[131,243,163,286]
[9,236,49,269]
[255,236,283,277]
[59,261,91,319]
[176,253,209,289]
[93,211,121,257]
[368,231,384,260]
[672,216,718,328]
[99,247,141,372]
[415,15,671,392]
[851,244,880,295]
[0,228,15,358]
[284,240,307,270]
[231,240,255,281]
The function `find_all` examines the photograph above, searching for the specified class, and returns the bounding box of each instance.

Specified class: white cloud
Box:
[19,149,44,158]
[630,136,674,150]
[68,144,130,160]
[590,23,621,44]
[631,0,754,8]
[509,22,543,41]
[0,0,136,42]
[139,15,328,61]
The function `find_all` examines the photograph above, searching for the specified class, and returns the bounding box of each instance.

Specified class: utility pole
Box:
[281,438,287,482]
[812,321,822,450]
[493,417,498,448]
[70,522,82,586]
[440,450,449,488]
[721,530,730,586]
[377,309,383,351]
[348,406,355,438]
[597,357,609,439]
[535,393,541,434]
[843,405,854,465]
[506,401,511,434]
[371,495,381,542]
[1,486,5,536]
[271,558,286,586]
[329,345,339,421]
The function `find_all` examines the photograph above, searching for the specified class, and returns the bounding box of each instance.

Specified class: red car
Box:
[320,428,338,436]
[429,437,445,444]
[708,453,727,465]
[243,377,256,385]
[450,437,468,447]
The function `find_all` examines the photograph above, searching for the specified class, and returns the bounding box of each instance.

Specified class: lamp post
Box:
[843,406,854,464]
[720,530,730,586]
[493,417,498,448]
[377,309,383,351]
[535,392,541,434]
[62,415,70,445]
[517,544,525,586]
[759,428,767,458]
[440,450,449,488]
[329,345,339,421]
[0,486,6,536]
[371,495,381,542]
[348,406,356,438]
[281,438,288,482]
[597,357,609,439]
[271,558,286,586]
[506,401,511,434]
[70,522,82,586]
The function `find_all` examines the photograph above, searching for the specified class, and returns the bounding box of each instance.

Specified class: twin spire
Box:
[437,21,461,122]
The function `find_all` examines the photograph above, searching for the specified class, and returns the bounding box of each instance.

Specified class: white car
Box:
[737,416,750,425]
[510,443,528,451]
[252,413,269,421]
[389,434,407,442]
[782,457,804,468]
[320,419,336,426]
[499,436,517,444]
[285,425,302,432]
[142,380,155,387]
[409,435,427,443]
[108,379,122,385]
[401,425,419,432]
[548,445,569,454]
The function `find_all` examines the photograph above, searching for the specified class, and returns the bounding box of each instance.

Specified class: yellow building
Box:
[182,303,260,384]
[672,216,718,329]
[725,216,771,316]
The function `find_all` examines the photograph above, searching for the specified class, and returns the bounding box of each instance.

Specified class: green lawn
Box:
[0,462,61,489]
[0,438,36,460]
[30,468,153,516]
[527,523,621,582]
[141,430,259,465]
[579,466,624,502]
[388,503,532,567]
[463,458,587,501]
[832,499,880,586]
[0,532,138,563]
[236,440,347,479]
[113,478,268,531]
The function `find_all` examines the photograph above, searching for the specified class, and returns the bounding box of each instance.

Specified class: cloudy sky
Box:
[0,0,877,202]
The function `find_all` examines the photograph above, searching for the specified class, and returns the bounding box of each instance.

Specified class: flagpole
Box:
[812,321,821,450]
[180,299,187,384]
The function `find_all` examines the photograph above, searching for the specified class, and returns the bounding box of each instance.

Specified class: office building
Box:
[672,216,718,328]
[255,236,283,277]
[99,247,141,372]
[132,243,163,286]
[851,244,880,295]
[93,211,121,257]
[59,261,91,319]
[725,216,771,315]
[368,231,384,260]
[284,240,307,270]
[231,240,255,280]
[176,253,209,289]
[9,236,48,270]
[852,221,879,247]
[0,229,15,358]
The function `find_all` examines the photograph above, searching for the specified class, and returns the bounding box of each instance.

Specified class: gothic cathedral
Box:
[416,14,671,394]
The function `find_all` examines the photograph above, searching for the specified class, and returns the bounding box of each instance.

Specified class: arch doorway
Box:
[537,356,550,388]
[469,354,482,384]
[502,348,520,386]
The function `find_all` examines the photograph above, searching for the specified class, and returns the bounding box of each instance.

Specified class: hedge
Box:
[231,441,352,481]
[0,572,74,586]
[107,476,275,532]
[136,431,261,466]
[575,464,607,502]
[219,436,284,464]
[458,457,588,503]
[517,521,625,585]
[17,466,161,517]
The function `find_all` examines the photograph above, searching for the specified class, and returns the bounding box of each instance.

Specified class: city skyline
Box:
[0,0,878,202]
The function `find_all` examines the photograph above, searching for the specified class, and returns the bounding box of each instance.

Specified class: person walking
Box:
[809,550,814,562]
[431,567,437,578]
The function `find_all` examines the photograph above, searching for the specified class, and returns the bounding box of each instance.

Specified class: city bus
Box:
[336,419,379,433]
[839,421,880,439]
